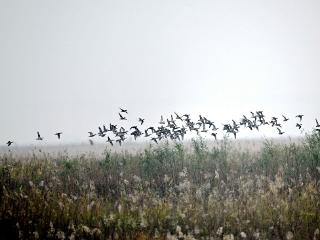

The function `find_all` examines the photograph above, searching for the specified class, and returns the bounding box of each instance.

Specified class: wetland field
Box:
[1,134,320,239]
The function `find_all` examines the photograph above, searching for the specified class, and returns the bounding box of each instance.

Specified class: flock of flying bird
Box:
[5,108,320,147]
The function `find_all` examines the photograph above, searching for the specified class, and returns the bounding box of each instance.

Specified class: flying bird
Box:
[107,137,114,146]
[159,115,165,125]
[138,118,145,125]
[54,132,62,139]
[6,141,13,146]
[119,113,127,120]
[174,112,183,121]
[130,126,139,131]
[315,118,320,128]
[296,123,302,129]
[211,132,217,140]
[144,129,151,137]
[88,132,96,138]
[277,128,285,135]
[182,114,190,120]
[119,108,128,114]
[103,125,109,133]
[282,115,289,122]
[36,132,43,140]
[296,115,304,122]
[116,138,123,146]
[98,127,106,137]
[119,127,127,133]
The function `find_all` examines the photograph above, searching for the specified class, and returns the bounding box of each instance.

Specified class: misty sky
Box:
[1,0,320,145]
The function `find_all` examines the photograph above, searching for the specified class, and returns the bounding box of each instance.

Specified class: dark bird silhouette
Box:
[174,112,183,121]
[277,128,285,135]
[88,132,96,137]
[116,138,124,146]
[130,126,139,131]
[182,114,190,120]
[256,111,264,118]
[7,141,13,146]
[54,132,62,139]
[201,123,208,133]
[296,115,304,122]
[98,127,106,137]
[109,124,117,133]
[315,118,320,128]
[103,125,109,133]
[89,139,94,145]
[275,123,282,128]
[36,132,43,140]
[138,118,145,125]
[131,129,142,140]
[144,129,151,137]
[211,132,217,140]
[118,127,126,133]
[159,115,165,125]
[250,112,257,121]
[270,117,278,127]
[98,132,106,137]
[282,115,289,122]
[107,137,114,146]
[119,108,128,114]
[146,126,156,133]
[296,123,302,129]
[119,113,127,120]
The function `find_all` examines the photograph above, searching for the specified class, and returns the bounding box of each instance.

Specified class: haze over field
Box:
[1,0,320,144]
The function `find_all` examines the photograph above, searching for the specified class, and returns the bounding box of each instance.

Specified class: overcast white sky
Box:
[1,0,320,145]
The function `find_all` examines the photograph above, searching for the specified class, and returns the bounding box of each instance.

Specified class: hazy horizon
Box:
[1,0,320,145]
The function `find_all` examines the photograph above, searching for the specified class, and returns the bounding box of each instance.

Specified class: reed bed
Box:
[1,132,320,239]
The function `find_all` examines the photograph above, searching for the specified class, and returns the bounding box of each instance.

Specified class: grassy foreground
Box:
[1,133,320,240]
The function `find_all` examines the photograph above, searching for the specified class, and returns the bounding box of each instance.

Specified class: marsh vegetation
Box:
[1,133,320,239]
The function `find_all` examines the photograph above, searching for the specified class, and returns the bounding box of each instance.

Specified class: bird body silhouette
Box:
[36,132,43,140]
[98,127,106,137]
[211,132,217,140]
[296,115,304,122]
[282,115,289,122]
[138,118,145,125]
[54,132,62,139]
[159,115,165,125]
[277,128,285,135]
[107,137,114,146]
[88,132,96,137]
[119,113,127,120]
[119,108,128,114]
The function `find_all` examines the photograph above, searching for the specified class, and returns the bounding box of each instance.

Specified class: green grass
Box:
[1,132,320,239]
